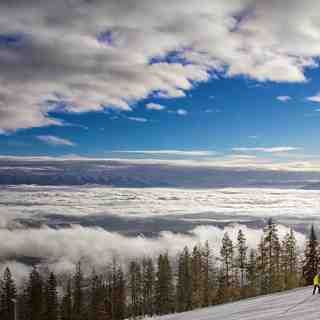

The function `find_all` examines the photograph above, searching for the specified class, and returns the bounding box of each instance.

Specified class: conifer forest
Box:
[0,219,317,320]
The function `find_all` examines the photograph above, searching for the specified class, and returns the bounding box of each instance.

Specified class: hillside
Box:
[146,286,316,320]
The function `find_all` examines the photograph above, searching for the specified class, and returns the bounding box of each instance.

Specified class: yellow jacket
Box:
[314,274,319,285]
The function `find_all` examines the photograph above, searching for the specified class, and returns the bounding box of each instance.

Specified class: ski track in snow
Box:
[145,287,318,320]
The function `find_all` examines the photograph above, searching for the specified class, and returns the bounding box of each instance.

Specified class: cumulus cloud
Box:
[277,96,291,102]
[0,224,306,277]
[2,0,320,131]
[145,103,166,111]
[232,146,299,153]
[176,109,188,116]
[36,135,76,146]
[307,93,320,103]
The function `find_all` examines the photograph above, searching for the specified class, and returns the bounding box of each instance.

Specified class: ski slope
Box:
[146,286,317,320]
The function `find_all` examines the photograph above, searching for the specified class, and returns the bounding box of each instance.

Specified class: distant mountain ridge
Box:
[1,158,320,188]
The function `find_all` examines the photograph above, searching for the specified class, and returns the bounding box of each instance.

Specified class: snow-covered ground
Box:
[146,286,317,320]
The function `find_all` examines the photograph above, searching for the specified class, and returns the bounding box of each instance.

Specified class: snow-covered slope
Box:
[146,286,317,320]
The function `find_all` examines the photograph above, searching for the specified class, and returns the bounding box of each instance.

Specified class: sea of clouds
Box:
[0,185,317,283]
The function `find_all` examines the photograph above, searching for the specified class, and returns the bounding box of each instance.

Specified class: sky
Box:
[2,0,320,164]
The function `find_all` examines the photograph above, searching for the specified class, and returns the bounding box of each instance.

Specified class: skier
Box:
[313,272,320,294]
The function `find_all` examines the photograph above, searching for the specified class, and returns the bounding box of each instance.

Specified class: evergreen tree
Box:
[220,232,234,289]
[263,218,281,292]
[128,260,142,318]
[191,245,203,308]
[88,270,102,320]
[201,241,212,307]
[257,237,268,294]
[236,229,248,290]
[155,253,174,315]
[141,257,155,316]
[282,228,298,289]
[246,249,258,297]
[72,261,84,320]
[113,264,126,320]
[303,224,318,285]
[60,278,72,320]
[176,247,192,312]
[27,267,44,320]
[44,272,58,320]
[1,267,17,320]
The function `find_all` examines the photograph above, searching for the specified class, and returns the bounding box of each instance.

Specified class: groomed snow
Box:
[146,286,318,320]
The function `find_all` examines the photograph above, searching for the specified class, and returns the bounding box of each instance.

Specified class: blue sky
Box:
[2,68,320,158]
[2,0,320,162]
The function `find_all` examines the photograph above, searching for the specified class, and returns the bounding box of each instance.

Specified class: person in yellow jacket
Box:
[313,273,320,294]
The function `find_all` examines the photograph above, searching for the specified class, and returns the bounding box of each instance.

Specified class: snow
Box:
[146,286,318,320]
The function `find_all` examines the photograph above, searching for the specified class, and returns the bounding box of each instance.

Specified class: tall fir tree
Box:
[155,253,174,315]
[141,257,155,317]
[220,232,234,289]
[128,260,142,318]
[113,265,126,320]
[236,229,248,290]
[0,267,17,320]
[72,261,84,320]
[27,267,44,320]
[303,224,318,285]
[44,272,58,320]
[60,278,73,320]
[191,245,203,309]
[176,247,192,312]
[201,241,212,307]
[246,249,258,298]
[282,228,298,289]
[263,218,281,293]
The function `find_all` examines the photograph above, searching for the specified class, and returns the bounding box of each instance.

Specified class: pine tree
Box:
[44,272,58,320]
[1,267,17,320]
[246,249,258,297]
[141,257,155,317]
[191,245,203,308]
[282,228,298,289]
[113,264,126,320]
[73,261,84,320]
[303,224,318,285]
[60,278,72,320]
[263,218,281,292]
[88,270,101,320]
[155,253,174,315]
[236,229,248,291]
[220,232,234,289]
[176,247,192,312]
[201,241,212,307]
[17,281,29,320]
[128,260,142,318]
[27,267,44,320]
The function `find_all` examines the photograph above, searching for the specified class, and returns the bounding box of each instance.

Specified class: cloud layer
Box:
[0,224,306,281]
[2,0,320,131]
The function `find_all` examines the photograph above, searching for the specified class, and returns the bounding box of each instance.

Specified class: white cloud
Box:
[2,0,320,131]
[36,135,75,146]
[307,93,320,103]
[0,224,306,277]
[232,146,299,153]
[145,103,166,111]
[111,150,216,156]
[176,109,188,116]
[277,96,291,102]
[127,117,148,122]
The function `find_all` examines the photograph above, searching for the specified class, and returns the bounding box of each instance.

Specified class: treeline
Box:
[0,219,318,320]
